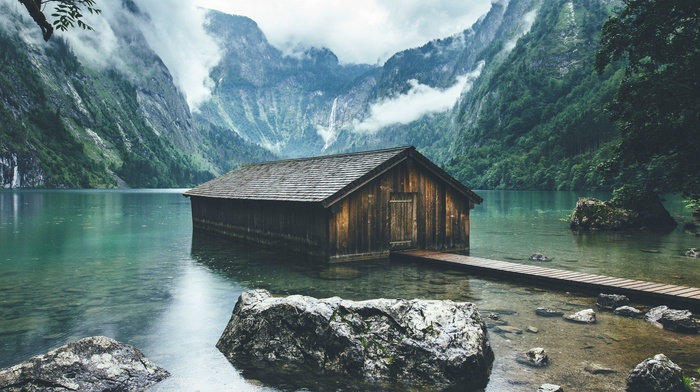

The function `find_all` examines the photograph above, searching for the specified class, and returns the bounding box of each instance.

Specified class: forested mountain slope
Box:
[444,0,622,191]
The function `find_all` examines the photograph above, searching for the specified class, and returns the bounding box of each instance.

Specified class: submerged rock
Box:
[626,354,685,392]
[584,362,616,375]
[0,336,169,391]
[597,293,629,310]
[536,307,564,317]
[216,289,494,391]
[564,309,596,324]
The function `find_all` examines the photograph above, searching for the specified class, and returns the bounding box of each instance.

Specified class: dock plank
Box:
[393,250,700,311]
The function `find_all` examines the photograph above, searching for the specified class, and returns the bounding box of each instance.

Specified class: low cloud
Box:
[197,0,492,65]
[502,8,538,54]
[352,61,485,134]
[58,0,221,112]
[134,1,221,112]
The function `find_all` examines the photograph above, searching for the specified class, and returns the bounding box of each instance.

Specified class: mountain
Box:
[0,0,272,188]
[0,0,622,191]
[199,0,622,192]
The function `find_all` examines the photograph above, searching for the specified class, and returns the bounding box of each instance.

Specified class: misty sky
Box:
[196,0,494,65]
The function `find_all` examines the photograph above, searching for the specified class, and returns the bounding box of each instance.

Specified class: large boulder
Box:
[0,336,169,391]
[626,354,685,392]
[216,289,494,391]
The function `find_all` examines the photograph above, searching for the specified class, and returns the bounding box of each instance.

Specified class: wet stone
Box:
[626,354,684,392]
[494,326,522,335]
[529,253,549,261]
[516,347,549,367]
[536,307,564,317]
[596,293,629,310]
[614,305,642,318]
[584,362,616,375]
[538,384,564,392]
[526,326,539,334]
[564,309,596,324]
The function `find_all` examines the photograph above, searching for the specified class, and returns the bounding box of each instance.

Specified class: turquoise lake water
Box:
[1,189,698,391]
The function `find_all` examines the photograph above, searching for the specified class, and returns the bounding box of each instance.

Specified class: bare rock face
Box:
[0,336,169,391]
[626,354,685,392]
[216,289,494,391]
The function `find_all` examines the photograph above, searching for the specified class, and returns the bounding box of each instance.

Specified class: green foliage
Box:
[596,0,700,203]
[49,0,102,33]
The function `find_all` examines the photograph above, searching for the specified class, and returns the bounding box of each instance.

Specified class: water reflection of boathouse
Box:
[184,146,483,262]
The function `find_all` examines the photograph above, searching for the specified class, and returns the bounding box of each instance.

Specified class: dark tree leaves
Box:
[17,0,101,41]
[596,0,700,205]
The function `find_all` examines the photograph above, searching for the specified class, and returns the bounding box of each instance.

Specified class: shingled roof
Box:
[184,146,482,207]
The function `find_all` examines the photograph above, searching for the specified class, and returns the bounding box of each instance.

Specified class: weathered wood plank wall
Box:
[190,196,329,259]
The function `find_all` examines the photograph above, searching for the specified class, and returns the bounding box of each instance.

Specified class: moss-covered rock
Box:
[569,197,638,230]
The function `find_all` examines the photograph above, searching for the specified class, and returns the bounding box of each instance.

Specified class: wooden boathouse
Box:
[184,146,483,262]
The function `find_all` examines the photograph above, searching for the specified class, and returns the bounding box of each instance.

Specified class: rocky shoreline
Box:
[1,291,699,391]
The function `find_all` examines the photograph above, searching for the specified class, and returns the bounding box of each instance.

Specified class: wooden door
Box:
[390,193,417,250]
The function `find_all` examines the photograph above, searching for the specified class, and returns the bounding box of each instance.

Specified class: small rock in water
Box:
[686,248,699,258]
[584,362,616,375]
[596,293,629,310]
[626,354,684,392]
[536,307,564,317]
[516,347,549,367]
[614,305,642,318]
[526,326,539,333]
[564,309,596,324]
[537,384,564,392]
[529,253,548,261]
[495,325,522,335]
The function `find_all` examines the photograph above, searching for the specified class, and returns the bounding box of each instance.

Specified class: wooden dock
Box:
[393,250,700,311]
